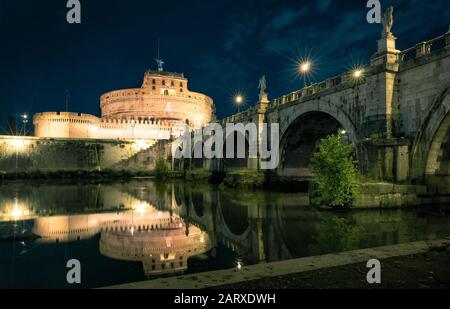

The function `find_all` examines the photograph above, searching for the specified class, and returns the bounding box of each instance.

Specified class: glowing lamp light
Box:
[299,61,311,74]
[340,130,347,135]
[235,95,244,104]
[200,235,205,243]
[10,139,25,149]
[133,139,149,150]
[352,68,364,79]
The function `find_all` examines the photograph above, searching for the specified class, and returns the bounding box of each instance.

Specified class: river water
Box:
[0,179,449,288]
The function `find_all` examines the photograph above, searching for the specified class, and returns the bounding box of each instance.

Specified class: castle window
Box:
[180,88,183,93]
[162,80,166,86]
[180,82,183,87]
[152,79,156,84]
[152,86,156,90]
[171,81,174,86]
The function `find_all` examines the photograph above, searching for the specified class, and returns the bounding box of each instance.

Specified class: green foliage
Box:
[310,133,360,208]
[154,160,168,179]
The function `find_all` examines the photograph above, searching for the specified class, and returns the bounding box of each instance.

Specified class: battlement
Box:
[33,111,99,122]
[145,70,186,79]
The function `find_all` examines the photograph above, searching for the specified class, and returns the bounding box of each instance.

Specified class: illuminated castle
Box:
[33,61,214,140]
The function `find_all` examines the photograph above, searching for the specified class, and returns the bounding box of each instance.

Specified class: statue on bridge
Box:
[259,75,267,94]
[381,6,394,36]
[258,75,269,102]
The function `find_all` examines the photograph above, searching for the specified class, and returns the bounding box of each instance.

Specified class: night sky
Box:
[1,0,449,133]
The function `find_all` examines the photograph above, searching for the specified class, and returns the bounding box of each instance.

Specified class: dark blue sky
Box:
[1,0,449,132]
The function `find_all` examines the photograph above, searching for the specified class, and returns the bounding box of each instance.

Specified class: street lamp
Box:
[21,114,28,136]
[235,95,244,113]
[299,61,312,87]
[352,68,364,80]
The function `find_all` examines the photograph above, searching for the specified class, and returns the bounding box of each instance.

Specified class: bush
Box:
[310,133,360,208]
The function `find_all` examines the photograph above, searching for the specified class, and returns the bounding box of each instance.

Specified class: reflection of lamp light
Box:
[237,261,242,271]
[7,198,30,220]
[11,207,23,219]
[200,235,204,243]
[135,203,147,215]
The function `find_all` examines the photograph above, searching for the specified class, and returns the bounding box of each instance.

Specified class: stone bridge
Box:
[179,25,450,194]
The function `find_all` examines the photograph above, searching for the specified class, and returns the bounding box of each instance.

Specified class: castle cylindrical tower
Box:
[100,70,213,128]
[33,67,214,140]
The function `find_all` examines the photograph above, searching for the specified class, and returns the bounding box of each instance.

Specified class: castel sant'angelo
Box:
[33,61,214,141]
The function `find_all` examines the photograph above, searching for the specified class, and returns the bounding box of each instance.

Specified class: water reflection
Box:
[1,180,450,288]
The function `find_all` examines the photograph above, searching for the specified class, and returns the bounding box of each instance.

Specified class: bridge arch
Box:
[191,140,204,169]
[215,191,251,241]
[277,102,357,177]
[222,129,250,171]
[191,191,205,217]
[411,87,450,192]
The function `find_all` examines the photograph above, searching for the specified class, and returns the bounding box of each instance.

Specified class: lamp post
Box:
[21,114,28,136]
[235,95,244,113]
[352,68,364,82]
[299,61,312,87]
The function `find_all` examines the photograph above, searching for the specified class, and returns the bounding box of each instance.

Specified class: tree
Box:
[310,133,360,208]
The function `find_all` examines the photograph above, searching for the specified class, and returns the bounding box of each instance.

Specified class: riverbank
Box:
[218,245,450,289]
[103,239,450,289]
[0,169,184,181]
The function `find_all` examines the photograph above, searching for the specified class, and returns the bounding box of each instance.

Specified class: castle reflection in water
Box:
[1,180,450,284]
[0,182,214,278]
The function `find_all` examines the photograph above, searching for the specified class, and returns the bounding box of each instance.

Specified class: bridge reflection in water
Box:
[1,180,450,288]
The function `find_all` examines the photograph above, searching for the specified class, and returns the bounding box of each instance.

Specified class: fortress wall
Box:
[0,136,166,173]
[33,112,184,140]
